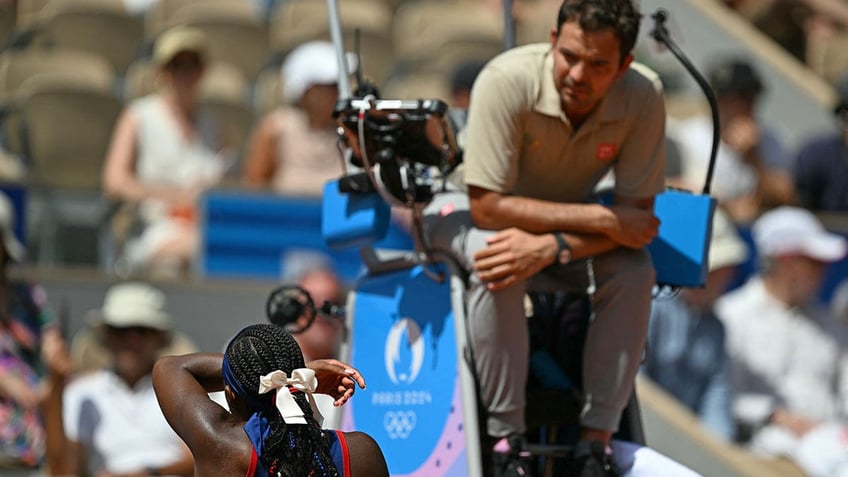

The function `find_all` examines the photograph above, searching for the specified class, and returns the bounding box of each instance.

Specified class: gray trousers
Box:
[423,192,654,437]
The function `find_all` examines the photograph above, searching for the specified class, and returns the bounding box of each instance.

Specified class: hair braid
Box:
[225,324,340,477]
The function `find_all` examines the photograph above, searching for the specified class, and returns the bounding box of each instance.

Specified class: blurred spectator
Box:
[449,58,487,109]
[0,191,71,476]
[642,207,749,441]
[446,57,488,134]
[45,282,194,477]
[292,267,346,362]
[267,263,346,363]
[715,207,848,477]
[670,56,795,224]
[102,26,228,279]
[243,41,350,196]
[794,72,848,211]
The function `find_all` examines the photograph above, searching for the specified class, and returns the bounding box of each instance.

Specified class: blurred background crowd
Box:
[1,0,848,476]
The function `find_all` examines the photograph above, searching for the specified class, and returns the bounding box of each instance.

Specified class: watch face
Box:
[558,250,570,264]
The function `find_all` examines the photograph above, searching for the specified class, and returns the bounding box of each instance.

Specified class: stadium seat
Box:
[269,0,393,84]
[251,63,283,115]
[381,70,451,102]
[0,47,114,96]
[0,2,15,47]
[15,0,49,28]
[38,0,145,75]
[391,0,502,78]
[144,0,232,38]
[163,1,268,81]
[0,47,114,165]
[14,74,122,266]
[198,61,255,176]
[516,0,558,46]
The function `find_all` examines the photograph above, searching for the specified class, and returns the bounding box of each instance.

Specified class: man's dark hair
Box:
[555,0,642,61]
[225,323,340,477]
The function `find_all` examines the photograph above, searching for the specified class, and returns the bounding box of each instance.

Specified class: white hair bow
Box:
[258,368,323,426]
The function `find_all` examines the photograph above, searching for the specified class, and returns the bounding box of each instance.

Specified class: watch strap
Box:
[552,232,571,264]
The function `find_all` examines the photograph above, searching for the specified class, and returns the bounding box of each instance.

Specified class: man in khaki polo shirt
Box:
[424,1,665,475]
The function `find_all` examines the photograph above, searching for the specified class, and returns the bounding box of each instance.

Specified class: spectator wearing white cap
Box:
[103,26,228,279]
[243,41,355,196]
[0,190,73,476]
[44,282,195,477]
[715,206,848,476]
[642,207,749,441]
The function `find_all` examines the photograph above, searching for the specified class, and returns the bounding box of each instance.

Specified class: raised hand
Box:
[307,359,366,407]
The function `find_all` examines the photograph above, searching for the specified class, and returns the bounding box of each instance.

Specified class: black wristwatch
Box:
[552,232,571,265]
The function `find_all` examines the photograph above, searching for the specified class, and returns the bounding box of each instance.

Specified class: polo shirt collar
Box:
[107,369,154,394]
[534,48,630,127]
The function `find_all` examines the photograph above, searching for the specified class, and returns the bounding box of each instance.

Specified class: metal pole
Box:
[502,0,515,50]
[327,0,351,100]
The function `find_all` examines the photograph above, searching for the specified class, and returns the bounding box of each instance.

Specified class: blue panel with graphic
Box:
[343,265,468,476]
[647,190,717,287]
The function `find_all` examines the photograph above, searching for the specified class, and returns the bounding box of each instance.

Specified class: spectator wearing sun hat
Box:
[103,25,228,279]
[643,207,749,441]
[45,282,195,477]
[243,40,357,196]
[715,206,848,475]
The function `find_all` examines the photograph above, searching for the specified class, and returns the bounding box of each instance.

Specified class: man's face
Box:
[550,21,633,120]
[783,255,828,305]
[104,325,165,378]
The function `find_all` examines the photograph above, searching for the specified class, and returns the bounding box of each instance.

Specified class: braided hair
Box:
[225,324,340,477]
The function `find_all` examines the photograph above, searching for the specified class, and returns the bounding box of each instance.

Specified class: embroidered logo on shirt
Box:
[596,143,617,160]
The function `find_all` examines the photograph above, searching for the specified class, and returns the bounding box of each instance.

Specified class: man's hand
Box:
[603,206,660,249]
[307,359,366,407]
[473,228,557,291]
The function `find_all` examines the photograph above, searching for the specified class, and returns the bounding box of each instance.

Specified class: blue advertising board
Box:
[342,265,469,476]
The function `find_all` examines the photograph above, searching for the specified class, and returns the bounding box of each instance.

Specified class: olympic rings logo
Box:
[383,410,417,439]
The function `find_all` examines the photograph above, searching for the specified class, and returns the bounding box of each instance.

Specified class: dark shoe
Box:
[491,435,534,477]
[564,441,620,477]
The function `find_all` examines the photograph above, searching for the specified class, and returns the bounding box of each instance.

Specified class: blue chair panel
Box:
[199,189,373,282]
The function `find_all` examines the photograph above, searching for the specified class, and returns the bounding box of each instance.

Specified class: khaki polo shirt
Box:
[462,43,666,203]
